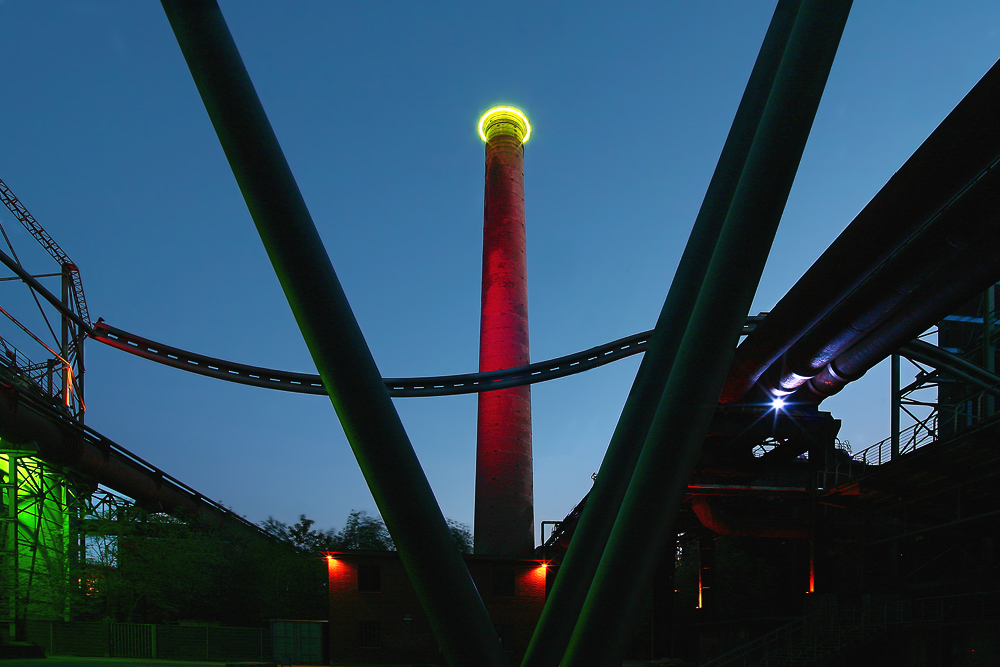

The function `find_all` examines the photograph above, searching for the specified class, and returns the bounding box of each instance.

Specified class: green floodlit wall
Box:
[1,439,78,634]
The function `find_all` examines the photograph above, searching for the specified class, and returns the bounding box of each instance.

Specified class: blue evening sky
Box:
[2,2,998,541]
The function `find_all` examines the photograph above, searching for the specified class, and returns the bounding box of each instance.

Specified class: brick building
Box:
[327,551,548,664]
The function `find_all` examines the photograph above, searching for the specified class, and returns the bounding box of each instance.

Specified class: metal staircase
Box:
[701,590,1000,666]
[699,604,885,667]
[0,178,90,328]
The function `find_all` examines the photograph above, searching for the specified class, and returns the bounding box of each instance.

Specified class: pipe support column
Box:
[523,1,803,664]
[160,3,508,665]
[561,2,852,664]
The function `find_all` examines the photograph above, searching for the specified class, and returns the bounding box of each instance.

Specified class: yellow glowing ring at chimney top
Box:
[478,106,532,144]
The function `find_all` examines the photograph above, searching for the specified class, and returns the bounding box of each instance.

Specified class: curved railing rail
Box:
[94,317,765,398]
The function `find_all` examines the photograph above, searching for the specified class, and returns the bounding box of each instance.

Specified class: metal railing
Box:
[700,605,885,667]
[819,383,1000,488]
[0,334,78,415]
[24,619,269,662]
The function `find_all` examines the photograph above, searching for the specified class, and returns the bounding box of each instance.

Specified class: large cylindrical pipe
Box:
[523,1,805,663]
[720,57,1000,404]
[691,496,809,539]
[0,389,228,527]
[900,339,1000,395]
[474,107,533,557]
[561,2,851,664]
[765,165,1000,396]
[161,4,509,665]
[797,233,1000,400]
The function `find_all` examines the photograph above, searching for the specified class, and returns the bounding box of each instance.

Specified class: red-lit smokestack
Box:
[474,107,533,556]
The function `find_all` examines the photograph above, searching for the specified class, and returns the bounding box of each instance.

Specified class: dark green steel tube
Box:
[560,1,852,665]
[521,2,802,665]
[159,3,508,666]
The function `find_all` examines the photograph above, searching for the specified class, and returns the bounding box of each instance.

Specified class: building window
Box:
[358,620,381,649]
[358,563,381,592]
[492,567,515,597]
[495,623,515,650]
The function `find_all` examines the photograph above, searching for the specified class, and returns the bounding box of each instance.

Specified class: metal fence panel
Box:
[110,622,153,658]
[271,620,325,665]
[207,625,264,662]
[155,624,207,661]
[24,619,53,655]
[53,621,109,657]
[22,619,266,661]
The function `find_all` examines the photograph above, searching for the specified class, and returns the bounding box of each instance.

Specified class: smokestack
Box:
[474,107,533,556]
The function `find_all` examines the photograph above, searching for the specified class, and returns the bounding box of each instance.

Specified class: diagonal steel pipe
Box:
[560,2,852,665]
[159,2,507,665]
[521,2,804,665]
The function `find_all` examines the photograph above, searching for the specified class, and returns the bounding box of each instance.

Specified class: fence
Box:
[817,384,1000,489]
[24,619,271,662]
[700,590,1000,666]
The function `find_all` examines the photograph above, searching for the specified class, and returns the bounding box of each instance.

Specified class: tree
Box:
[262,514,337,552]
[263,510,474,553]
[73,508,332,625]
[333,510,394,551]
[448,519,473,554]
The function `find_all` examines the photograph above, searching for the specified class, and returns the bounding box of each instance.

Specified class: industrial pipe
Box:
[691,496,809,539]
[523,1,804,664]
[0,386,243,531]
[766,161,1000,397]
[721,57,1000,404]
[561,2,851,665]
[900,339,1000,394]
[160,3,508,665]
[796,235,1000,400]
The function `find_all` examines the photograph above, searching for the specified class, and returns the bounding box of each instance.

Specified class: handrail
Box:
[701,590,1000,666]
[816,381,1000,490]
[699,615,806,667]
[93,317,765,398]
[0,375,272,541]
[854,382,1000,465]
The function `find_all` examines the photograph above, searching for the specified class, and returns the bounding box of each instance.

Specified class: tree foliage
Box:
[70,508,474,626]
[335,510,395,550]
[447,518,474,554]
[262,510,473,553]
[73,509,328,625]
[261,514,337,551]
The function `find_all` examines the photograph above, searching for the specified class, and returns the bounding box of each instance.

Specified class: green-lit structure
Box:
[1,445,84,635]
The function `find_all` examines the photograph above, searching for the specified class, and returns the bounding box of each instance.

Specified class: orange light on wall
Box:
[808,539,816,593]
[697,559,706,609]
